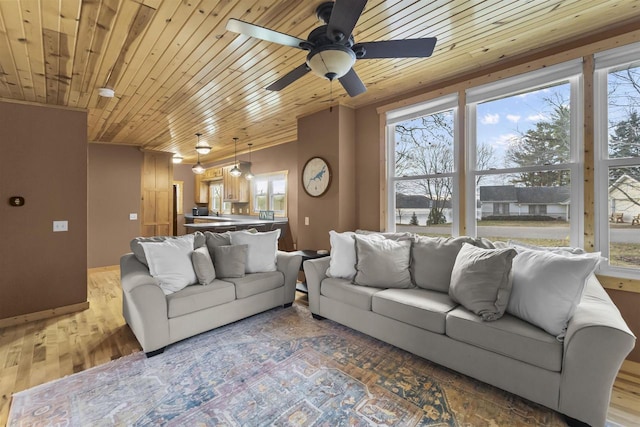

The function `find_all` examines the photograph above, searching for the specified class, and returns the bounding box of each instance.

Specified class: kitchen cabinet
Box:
[223,165,249,202]
[194,173,209,204]
[202,167,223,181]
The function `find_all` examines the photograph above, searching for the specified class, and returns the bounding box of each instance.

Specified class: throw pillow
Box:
[131,232,205,266]
[449,243,517,321]
[213,245,248,278]
[507,240,586,255]
[191,246,216,285]
[139,234,198,294]
[411,235,475,292]
[229,230,280,273]
[326,231,384,279]
[507,248,600,339]
[353,236,413,288]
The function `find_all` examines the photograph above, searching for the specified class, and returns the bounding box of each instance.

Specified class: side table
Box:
[291,250,330,293]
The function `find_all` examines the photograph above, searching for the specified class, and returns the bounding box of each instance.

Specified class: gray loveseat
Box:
[303,234,635,427]
[120,231,302,356]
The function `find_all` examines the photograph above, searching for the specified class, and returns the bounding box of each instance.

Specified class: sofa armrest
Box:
[120,253,170,353]
[303,257,331,314]
[559,276,636,427]
[277,251,302,304]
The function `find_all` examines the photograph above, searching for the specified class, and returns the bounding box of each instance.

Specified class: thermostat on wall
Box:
[9,196,25,206]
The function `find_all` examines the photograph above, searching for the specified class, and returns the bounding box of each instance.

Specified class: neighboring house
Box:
[479,185,571,220]
[609,174,640,222]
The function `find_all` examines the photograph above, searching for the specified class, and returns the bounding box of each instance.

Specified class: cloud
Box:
[527,113,547,121]
[506,114,521,123]
[481,113,500,125]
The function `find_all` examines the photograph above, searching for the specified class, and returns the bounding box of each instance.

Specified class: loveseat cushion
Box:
[446,306,563,372]
[320,278,383,311]
[373,288,458,334]
[224,271,284,299]
[166,279,235,318]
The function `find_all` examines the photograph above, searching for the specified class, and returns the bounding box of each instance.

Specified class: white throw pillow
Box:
[229,229,280,273]
[140,234,197,295]
[326,231,384,279]
[507,248,600,339]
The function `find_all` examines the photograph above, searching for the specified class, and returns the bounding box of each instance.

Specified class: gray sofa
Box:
[120,249,301,357]
[304,252,635,427]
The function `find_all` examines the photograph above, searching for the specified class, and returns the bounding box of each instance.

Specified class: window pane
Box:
[394,110,454,177]
[255,195,268,211]
[477,172,571,246]
[608,166,640,268]
[476,83,571,170]
[608,65,640,159]
[395,179,452,236]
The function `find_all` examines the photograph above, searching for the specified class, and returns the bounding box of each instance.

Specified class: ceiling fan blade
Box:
[326,0,368,42]
[338,68,366,97]
[355,38,437,59]
[265,63,310,91]
[226,18,306,49]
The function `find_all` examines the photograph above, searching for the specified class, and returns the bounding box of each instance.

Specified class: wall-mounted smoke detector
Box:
[98,87,115,98]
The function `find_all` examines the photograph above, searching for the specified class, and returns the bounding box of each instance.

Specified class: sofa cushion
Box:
[224,271,284,299]
[191,246,216,285]
[411,235,475,292]
[449,243,517,321]
[326,231,385,280]
[131,232,205,266]
[166,279,236,318]
[372,288,458,334]
[213,245,247,278]
[353,236,413,288]
[139,235,198,295]
[507,248,600,339]
[446,306,563,372]
[230,230,280,273]
[320,278,383,311]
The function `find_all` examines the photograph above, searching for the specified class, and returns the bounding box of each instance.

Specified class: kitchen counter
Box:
[183,215,287,231]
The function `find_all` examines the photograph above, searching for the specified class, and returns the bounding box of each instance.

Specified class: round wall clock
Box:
[302,157,331,197]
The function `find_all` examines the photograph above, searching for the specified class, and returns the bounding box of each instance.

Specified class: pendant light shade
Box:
[172,154,183,164]
[192,161,205,174]
[195,132,211,155]
[245,143,254,180]
[230,137,242,177]
[192,132,206,174]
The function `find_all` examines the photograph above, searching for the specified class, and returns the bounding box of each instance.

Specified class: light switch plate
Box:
[129,213,138,220]
[305,216,309,226]
[53,220,68,232]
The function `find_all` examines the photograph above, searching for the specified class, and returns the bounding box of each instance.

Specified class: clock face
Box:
[302,157,331,197]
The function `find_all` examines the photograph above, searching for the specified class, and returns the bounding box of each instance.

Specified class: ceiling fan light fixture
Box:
[306,46,355,80]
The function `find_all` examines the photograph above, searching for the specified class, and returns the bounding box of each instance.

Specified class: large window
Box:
[386,94,459,236]
[251,171,287,216]
[467,62,582,247]
[595,43,640,276]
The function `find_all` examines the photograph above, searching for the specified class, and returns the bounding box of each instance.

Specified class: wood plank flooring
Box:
[1,268,638,426]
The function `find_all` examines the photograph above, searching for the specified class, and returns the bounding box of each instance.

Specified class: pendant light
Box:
[195,132,211,155]
[229,137,242,177]
[192,133,205,174]
[172,154,183,164]
[245,143,254,180]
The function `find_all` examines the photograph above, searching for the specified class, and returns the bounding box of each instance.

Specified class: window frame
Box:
[250,170,288,217]
[464,61,584,247]
[385,93,461,234]
[594,41,640,279]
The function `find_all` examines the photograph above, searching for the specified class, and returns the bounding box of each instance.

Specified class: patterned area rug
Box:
[9,304,568,426]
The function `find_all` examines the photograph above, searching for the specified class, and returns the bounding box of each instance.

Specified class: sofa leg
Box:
[312,313,325,320]
[145,347,166,358]
[563,415,590,427]
[283,302,293,308]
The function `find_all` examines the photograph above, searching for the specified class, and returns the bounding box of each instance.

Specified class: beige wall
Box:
[88,144,143,268]
[0,100,87,319]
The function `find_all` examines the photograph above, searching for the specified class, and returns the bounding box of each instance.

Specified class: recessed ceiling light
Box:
[98,87,115,98]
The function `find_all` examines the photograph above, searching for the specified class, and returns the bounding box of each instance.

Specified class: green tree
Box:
[609,110,640,181]
[506,97,570,186]
[409,212,419,225]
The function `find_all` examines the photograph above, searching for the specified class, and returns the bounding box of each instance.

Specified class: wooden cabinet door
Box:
[141,152,173,237]
[223,166,237,201]
[194,174,209,203]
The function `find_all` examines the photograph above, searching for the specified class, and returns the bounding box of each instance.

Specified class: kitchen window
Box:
[251,171,287,216]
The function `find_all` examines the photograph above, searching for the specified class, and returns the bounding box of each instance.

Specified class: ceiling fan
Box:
[226,0,437,97]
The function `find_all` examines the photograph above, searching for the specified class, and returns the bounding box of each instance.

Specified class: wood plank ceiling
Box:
[1,0,640,164]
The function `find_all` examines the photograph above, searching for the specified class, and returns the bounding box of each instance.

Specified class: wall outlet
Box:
[53,220,68,232]
[305,216,309,226]
[129,213,138,220]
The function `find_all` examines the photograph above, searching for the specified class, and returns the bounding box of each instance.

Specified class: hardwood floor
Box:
[1,269,638,426]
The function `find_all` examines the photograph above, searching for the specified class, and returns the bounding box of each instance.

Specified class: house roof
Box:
[480,185,570,204]
[0,1,638,163]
